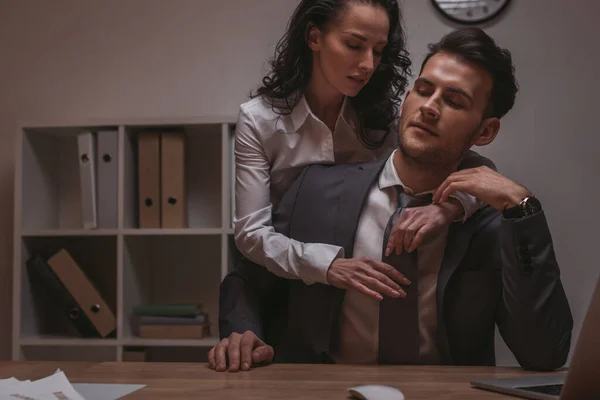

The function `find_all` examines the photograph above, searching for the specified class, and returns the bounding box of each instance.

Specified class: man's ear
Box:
[306,23,322,51]
[472,117,500,146]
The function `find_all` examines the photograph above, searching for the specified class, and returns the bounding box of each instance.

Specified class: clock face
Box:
[431,0,511,24]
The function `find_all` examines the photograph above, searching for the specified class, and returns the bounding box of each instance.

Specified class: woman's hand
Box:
[326,256,411,301]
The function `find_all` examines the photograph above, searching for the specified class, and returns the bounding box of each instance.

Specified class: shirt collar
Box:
[378,149,435,196]
[291,94,355,132]
[378,149,404,190]
[290,94,311,132]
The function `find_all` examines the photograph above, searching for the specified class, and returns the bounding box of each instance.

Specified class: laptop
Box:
[471,273,600,400]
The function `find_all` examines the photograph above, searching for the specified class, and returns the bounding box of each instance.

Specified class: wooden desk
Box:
[0,362,566,399]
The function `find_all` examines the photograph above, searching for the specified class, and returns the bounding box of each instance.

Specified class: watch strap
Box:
[502,195,542,219]
[502,203,525,219]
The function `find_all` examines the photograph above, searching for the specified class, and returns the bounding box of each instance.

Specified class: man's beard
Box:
[397,126,477,168]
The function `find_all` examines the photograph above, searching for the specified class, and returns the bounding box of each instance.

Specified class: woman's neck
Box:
[304,74,345,132]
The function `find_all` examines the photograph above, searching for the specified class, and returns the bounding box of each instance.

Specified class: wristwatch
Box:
[502,195,542,219]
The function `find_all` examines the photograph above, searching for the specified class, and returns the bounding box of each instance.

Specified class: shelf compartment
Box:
[123,124,223,230]
[122,235,221,340]
[19,236,118,339]
[19,126,119,231]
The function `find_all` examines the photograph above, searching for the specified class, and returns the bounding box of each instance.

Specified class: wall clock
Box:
[431,0,511,25]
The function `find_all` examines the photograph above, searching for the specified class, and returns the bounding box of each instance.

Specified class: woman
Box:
[233,0,488,300]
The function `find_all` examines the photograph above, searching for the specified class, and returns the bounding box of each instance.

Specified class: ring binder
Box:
[25,249,116,338]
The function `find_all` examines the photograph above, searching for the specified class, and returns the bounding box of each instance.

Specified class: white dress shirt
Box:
[332,149,447,365]
[233,94,396,284]
[233,94,478,285]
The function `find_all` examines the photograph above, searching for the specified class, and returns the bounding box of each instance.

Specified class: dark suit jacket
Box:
[219,157,573,371]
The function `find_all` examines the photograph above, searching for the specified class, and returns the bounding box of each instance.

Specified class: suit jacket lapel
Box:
[327,158,387,356]
[334,159,388,258]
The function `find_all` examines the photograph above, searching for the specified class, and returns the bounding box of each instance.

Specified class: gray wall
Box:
[1,0,598,365]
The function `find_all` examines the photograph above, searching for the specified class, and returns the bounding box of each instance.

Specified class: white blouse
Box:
[232,94,477,285]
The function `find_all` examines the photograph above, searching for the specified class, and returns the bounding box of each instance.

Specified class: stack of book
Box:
[132,303,209,339]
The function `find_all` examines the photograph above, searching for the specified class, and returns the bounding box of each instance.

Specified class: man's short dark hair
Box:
[420,27,518,119]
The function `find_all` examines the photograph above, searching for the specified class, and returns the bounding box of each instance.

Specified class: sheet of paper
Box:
[25,370,85,400]
[0,377,23,390]
[0,380,37,397]
[72,383,146,400]
[0,370,84,400]
[0,378,20,387]
[0,370,145,400]
[0,390,79,398]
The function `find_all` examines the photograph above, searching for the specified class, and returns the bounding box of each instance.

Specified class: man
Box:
[210,27,573,372]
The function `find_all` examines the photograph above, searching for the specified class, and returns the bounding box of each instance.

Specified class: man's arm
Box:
[210,259,284,372]
[211,165,312,372]
[495,211,573,371]
[452,150,498,221]
[218,259,285,340]
[435,166,573,371]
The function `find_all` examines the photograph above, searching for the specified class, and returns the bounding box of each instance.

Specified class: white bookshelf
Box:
[12,116,238,362]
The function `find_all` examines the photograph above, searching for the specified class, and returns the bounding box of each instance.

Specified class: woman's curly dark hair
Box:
[251,0,412,148]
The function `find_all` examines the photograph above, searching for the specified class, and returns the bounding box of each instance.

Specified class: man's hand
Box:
[433,166,530,211]
[326,257,410,301]
[385,201,462,257]
[208,331,274,372]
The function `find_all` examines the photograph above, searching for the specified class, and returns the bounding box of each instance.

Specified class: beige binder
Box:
[46,249,116,338]
[137,132,161,228]
[160,132,187,228]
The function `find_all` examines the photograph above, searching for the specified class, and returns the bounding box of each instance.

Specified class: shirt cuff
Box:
[324,247,345,285]
[299,245,345,285]
[449,192,484,223]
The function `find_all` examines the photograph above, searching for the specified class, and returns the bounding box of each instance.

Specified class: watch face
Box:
[523,196,542,215]
[431,0,511,25]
